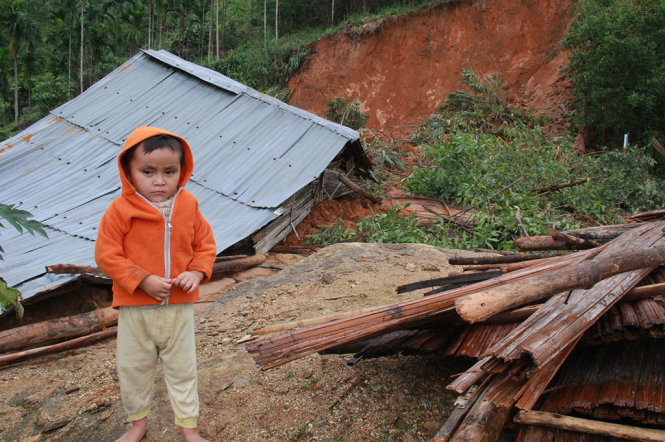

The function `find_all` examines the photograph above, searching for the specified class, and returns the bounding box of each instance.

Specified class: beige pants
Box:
[117,303,199,428]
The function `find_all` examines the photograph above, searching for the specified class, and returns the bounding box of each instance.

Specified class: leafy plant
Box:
[326,97,369,130]
[0,204,47,318]
[0,203,47,260]
[0,278,23,319]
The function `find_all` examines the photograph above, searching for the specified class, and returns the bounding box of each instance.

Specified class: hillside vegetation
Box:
[309,71,665,250]
[1,0,664,254]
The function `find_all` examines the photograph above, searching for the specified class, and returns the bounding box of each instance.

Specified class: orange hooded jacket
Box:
[95,126,216,308]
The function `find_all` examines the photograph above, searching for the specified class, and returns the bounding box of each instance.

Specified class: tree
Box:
[564,0,665,147]
[0,0,38,124]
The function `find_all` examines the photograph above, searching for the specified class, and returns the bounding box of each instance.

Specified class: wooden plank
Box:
[247,250,593,369]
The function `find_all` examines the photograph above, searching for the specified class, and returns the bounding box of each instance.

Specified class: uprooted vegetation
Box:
[307,71,665,250]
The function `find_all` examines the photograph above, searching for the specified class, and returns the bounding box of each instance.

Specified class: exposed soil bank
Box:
[288,0,575,137]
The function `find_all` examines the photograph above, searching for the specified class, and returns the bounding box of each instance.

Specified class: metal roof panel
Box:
[0,50,360,306]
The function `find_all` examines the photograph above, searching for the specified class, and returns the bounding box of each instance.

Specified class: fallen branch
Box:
[537,177,590,196]
[329,374,364,410]
[335,171,382,205]
[449,253,567,266]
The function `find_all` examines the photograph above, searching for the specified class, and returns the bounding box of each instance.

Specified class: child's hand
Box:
[138,275,172,300]
[172,270,204,294]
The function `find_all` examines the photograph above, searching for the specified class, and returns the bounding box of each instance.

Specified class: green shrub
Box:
[564,0,665,147]
[208,37,310,92]
[326,97,369,129]
[311,70,665,251]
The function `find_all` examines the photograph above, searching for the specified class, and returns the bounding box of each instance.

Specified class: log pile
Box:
[247,218,665,440]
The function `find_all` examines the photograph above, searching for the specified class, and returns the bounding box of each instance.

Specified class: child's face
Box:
[128,146,182,203]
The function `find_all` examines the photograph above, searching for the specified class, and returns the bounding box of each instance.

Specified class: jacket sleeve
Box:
[188,204,216,283]
[94,203,150,294]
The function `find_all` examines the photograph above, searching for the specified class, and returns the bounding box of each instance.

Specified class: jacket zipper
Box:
[136,189,181,305]
[161,188,182,305]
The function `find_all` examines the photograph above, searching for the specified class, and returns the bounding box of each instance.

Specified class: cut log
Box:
[514,410,665,442]
[563,223,644,242]
[211,254,266,279]
[0,307,118,353]
[0,328,117,366]
[455,245,665,324]
[548,229,601,249]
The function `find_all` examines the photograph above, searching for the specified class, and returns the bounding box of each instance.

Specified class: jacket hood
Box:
[118,126,194,195]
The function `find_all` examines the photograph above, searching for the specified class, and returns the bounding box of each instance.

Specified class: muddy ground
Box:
[0,242,484,441]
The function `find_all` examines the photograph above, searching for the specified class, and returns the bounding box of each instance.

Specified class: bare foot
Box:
[180,426,209,442]
[116,417,148,442]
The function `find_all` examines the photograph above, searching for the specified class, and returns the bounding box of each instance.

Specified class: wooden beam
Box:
[0,307,117,353]
[0,328,117,367]
[514,410,665,442]
[455,245,665,324]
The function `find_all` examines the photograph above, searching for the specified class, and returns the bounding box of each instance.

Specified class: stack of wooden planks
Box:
[247,219,665,440]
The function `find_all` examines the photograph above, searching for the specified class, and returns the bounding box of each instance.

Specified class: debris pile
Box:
[247,216,665,440]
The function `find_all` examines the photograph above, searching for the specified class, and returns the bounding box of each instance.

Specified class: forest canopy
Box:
[0,0,663,150]
[0,0,439,138]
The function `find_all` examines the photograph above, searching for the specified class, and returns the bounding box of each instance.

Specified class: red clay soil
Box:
[288,0,576,139]
[283,0,577,242]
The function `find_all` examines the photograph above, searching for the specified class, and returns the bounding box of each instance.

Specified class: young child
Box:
[95,126,216,442]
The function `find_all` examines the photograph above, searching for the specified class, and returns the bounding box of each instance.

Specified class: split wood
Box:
[246,249,595,369]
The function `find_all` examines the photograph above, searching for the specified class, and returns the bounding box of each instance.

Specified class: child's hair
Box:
[121,134,185,174]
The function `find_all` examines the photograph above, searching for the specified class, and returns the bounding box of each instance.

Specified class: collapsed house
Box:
[0,49,372,318]
[247,213,665,441]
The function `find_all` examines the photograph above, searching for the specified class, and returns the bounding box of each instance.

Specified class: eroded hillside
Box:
[288,0,575,137]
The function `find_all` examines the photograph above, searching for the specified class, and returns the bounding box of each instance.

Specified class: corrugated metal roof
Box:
[0,49,359,304]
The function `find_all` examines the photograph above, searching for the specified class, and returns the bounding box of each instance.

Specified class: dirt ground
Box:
[0,242,484,441]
